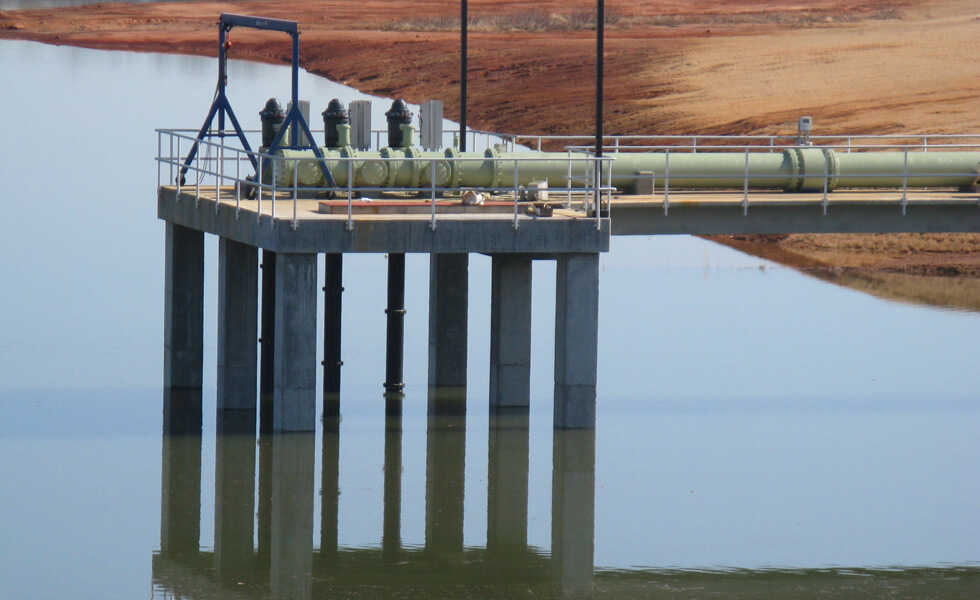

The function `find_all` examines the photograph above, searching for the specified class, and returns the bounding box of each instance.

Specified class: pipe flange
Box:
[444,147,462,189]
[339,146,357,188]
[485,147,502,189]
[783,148,802,192]
[405,146,422,189]
[381,147,400,188]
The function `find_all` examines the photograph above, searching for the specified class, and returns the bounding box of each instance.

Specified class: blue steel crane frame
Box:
[178,13,336,187]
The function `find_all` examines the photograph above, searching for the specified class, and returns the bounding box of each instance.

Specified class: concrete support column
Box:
[271,433,315,600]
[428,253,469,405]
[160,388,202,556]
[217,238,258,410]
[554,253,600,429]
[274,253,318,433]
[551,429,596,599]
[214,410,257,581]
[164,223,204,389]
[490,255,533,409]
[487,410,530,556]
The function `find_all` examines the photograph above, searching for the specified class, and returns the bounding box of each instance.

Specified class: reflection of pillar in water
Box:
[160,388,202,556]
[271,433,316,600]
[256,433,273,569]
[383,413,403,563]
[551,429,596,599]
[425,413,466,558]
[487,410,530,556]
[214,410,257,582]
[320,422,340,561]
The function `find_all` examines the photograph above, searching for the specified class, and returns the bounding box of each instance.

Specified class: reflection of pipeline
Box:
[266,146,980,193]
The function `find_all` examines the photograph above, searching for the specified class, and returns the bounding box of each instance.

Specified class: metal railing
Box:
[506,133,980,154]
[639,142,980,217]
[156,129,612,231]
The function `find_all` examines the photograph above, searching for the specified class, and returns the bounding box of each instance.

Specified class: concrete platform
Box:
[159,186,609,254]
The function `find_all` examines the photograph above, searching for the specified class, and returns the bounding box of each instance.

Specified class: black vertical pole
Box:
[460,0,468,152]
[595,0,605,216]
[384,253,406,399]
[259,249,276,434]
[596,0,604,159]
[322,253,343,421]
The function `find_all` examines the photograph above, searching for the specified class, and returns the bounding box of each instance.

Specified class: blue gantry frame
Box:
[179,13,337,187]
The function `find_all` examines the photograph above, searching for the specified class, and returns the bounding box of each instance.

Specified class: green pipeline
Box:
[268,146,980,193]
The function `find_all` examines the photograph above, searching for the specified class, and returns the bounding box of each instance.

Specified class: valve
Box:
[259,98,285,147]
[385,99,413,148]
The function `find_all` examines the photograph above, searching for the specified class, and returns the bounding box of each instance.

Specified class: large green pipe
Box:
[269,146,980,193]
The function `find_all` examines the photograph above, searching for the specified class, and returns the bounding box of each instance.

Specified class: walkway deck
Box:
[158,186,609,254]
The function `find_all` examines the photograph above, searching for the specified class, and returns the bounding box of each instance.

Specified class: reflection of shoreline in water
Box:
[704,234,980,313]
[810,270,980,314]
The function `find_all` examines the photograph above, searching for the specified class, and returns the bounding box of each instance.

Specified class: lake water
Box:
[0,37,978,599]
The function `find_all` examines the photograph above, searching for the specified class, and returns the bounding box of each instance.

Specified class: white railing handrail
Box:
[156,129,612,231]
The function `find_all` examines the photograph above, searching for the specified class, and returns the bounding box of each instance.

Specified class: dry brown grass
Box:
[384,7,900,33]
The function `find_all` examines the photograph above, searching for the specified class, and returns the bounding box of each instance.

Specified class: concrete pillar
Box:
[160,388,202,556]
[260,250,277,434]
[164,223,204,389]
[490,255,533,409]
[424,413,466,559]
[217,238,258,410]
[274,253,318,433]
[487,410,529,556]
[551,429,596,599]
[428,253,469,405]
[271,433,315,600]
[554,254,600,429]
[214,410,257,581]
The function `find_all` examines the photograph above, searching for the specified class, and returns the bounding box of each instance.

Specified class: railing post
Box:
[215,142,221,214]
[176,136,182,199]
[235,147,241,219]
[157,131,162,189]
[346,159,354,231]
[292,156,299,230]
[257,155,264,223]
[902,147,909,215]
[822,148,830,215]
[742,147,750,215]
[566,151,573,209]
[430,159,437,231]
[664,149,671,213]
[169,132,175,185]
[513,158,520,230]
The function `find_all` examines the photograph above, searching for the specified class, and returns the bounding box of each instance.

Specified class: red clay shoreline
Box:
[3,0,980,286]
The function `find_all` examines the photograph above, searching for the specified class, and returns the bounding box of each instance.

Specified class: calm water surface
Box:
[0,39,978,599]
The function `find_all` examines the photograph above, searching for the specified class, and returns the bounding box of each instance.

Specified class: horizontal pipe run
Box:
[265,146,980,194]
